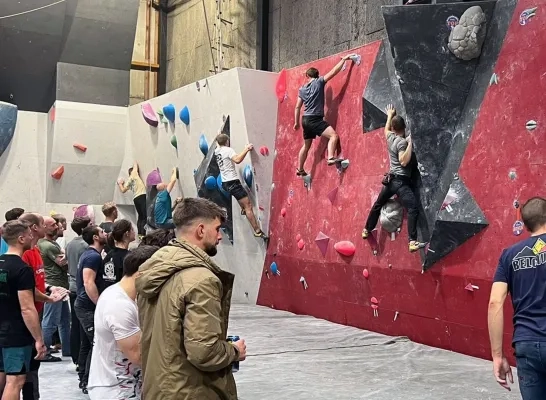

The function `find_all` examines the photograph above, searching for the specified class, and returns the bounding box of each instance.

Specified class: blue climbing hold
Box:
[0,102,17,159]
[204,176,217,190]
[199,134,208,156]
[216,175,229,198]
[179,106,190,125]
[270,262,278,275]
[243,164,253,187]
[162,104,176,123]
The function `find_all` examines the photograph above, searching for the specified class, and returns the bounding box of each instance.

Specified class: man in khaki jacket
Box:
[136,197,246,400]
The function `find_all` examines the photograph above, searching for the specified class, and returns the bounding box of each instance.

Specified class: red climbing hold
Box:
[49,106,55,122]
[275,69,287,102]
[362,269,369,279]
[334,240,355,257]
[259,146,270,156]
[315,231,330,256]
[327,187,339,205]
[296,234,302,242]
[73,143,87,152]
[371,304,379,310]
[51,165,64,180]
[281,208,287,217]
[370,297,378,304]
[297,239,305,250]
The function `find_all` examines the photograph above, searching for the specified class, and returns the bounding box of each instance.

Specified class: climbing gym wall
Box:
[123,68,278,303]
[258,0,546,362]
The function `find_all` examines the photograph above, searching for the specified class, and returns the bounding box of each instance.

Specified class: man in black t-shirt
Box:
[0,221,47,398]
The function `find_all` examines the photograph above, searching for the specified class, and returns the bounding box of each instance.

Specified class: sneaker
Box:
[409,241,427,252]
[82,387,88,395]
[42,354,62,362]
[253,230,267,239]
[361,229,369,239]
[327,157,342,165]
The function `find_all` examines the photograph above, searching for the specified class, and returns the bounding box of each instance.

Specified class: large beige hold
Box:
[448,6,487,61]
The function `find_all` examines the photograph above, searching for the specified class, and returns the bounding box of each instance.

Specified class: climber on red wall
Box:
[293,54,356,176]
[488,197,546,398]
[361,105,426,253]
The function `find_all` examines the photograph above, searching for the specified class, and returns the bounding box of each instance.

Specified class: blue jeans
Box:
[41,301,71,356]
[515,341,546,400]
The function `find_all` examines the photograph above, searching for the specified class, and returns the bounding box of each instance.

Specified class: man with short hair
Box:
[293,55,356,176]
[51,213,67,250]
[214,134,266,239]
[88,245,158,399]
[148,168,179,230]
[362,104,425,253]
[1,208,25,255]
[37,217,70,360]
[136,198,246,400]
[75,225,108,394]
[488,197,546,398]
[0,221,47,400]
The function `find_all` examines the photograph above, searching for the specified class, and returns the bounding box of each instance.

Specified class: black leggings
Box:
[365,176,419,241]
[69,291,80,365]
[134,194,147,235]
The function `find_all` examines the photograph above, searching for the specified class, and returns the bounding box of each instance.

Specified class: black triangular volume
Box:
[436,178,487,224]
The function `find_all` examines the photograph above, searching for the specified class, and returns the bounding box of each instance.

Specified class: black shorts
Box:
[222,179,248,201]
[302,115,330,140]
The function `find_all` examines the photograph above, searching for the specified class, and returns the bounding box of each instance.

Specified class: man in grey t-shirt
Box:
[362,105,426,253]
[293,54,357,176]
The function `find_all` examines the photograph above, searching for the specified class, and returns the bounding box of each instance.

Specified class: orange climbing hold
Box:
[51,166,64,180]
[73,143,87,152]
[334,240,356,257]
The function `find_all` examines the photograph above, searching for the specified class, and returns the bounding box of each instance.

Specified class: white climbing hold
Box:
[526,120,537,131]
[300,276,308,290]
[489,73,499,86]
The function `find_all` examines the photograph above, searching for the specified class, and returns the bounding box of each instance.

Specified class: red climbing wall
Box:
[258,2,546,364]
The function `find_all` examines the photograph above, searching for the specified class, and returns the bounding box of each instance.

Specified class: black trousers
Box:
[74,303,94,386]
[365,176,419,241]
[134,194,147,236]
[69,291,80,365]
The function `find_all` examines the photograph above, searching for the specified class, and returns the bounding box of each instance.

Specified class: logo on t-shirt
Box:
[512,238,546,271]
[103,260,116,282]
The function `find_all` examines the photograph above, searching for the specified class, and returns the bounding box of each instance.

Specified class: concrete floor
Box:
[39,304,521,399]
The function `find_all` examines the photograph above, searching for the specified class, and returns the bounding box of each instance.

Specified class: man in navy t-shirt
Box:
[489,197,546,399]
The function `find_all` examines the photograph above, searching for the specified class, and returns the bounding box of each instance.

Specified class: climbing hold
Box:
[296,234,302,242]
[393,311,399,322]
[162,104,176,123]
[146,168,162,186]
[489,73,499,86]
[447,6,487,61]
[342,54,361,71]
[204,176,217,190]
[179,106,190,125]
[73,205,95,224]
[362,269,369,279]
[464,283,479,292]
[270,262,280,276]
[156,109,168,124]
[327,187,339,205]
[300,276,308,290]
[297,239,305,250]
[370,297,378,304]
[73,143,87,152]
[526,120,537,131]
[170,135,178,149]
[340,159,349,169]
[141,103,158,127]
[49,106,55,122]
[334,241,356,257]
[259,146,270,156]
[280,208,287,217]
[508,169,517,180]
[243,165,253,187]
[371,303,379,317]
[51,165,64,180]
[193,169,197,175]
[380,200,403,233]
[315,231,330,256]
[217,175,229,198]
[275,69,287,102]
[446,15,459,30]
[303,175,312,191]
[271,183,275,190]
[520,7,538,26]
[199,134,208,156]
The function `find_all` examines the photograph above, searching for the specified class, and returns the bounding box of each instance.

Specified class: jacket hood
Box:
[135,239,226,299]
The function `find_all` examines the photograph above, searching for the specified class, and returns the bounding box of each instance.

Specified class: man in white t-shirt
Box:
[214,133,267,239]
[87,245,159,400]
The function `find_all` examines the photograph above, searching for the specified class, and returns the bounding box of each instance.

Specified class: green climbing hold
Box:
[170,135,178,149]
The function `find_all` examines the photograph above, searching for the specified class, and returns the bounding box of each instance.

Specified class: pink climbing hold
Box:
[370,297,378,304]
[297,239,305,250]
[334,240,356,257]
[362,269,369,279]
[296,234,302,242]
[281,208,287,217]
[315,231,330,256]
[327,187,339,205]
[259,146,270,156]
[287,197,292,206]
[371,304,379,310]
[141,102,159,127]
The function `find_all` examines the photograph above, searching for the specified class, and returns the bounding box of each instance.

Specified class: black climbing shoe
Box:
[296,168,308,176]
[327,157,342,165]
[409,241,427,252]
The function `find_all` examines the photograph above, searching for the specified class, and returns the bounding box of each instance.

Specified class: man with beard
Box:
[136,198,246,400]
[75,226,107,394]
[37,217,70,360]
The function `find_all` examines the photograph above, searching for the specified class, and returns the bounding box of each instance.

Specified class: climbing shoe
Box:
[254,230,267,239]
[361,229,369,239]
[327,157,342,165]
[296,168,308,176]
[409,241,427,252]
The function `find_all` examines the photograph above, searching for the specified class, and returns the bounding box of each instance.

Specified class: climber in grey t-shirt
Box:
[362,104,426,253]
[293,54,358,176]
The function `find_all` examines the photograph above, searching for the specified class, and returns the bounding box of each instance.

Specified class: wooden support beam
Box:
[131,60,160,71]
